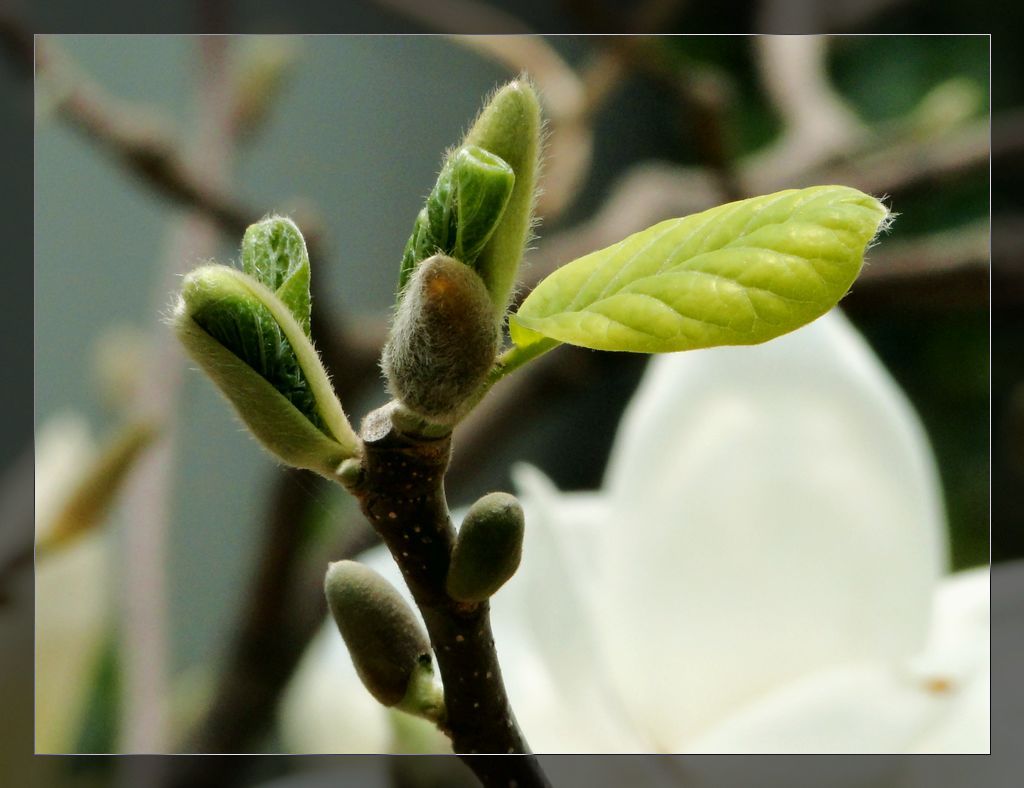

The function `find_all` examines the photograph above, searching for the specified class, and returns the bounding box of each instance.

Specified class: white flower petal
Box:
[35,530,110,752]
[682,567,989,760]
[902,562,1019,787]
[484,464,644,751]
[595,311,946,747]
[35,411,95,538]
[684,661,945,754]
[909,566,989,753]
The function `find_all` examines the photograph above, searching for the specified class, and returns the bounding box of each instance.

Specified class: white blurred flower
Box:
[281,311,988,756]
[35,412,95,537]
[35,413,112,753]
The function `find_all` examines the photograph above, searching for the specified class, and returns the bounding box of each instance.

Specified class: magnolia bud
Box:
[446,492,525,603]
[325,560,433,708]
[173,264,359,477]
[382,255,498,425]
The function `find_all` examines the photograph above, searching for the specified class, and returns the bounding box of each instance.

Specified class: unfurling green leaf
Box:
[399,145,515,292]
[464,79,541,316]
[447,492,525,603]
[325,561,438,712]
[241,215,312,334]
[383,255,498,426]
[510,186,890,353]
[173,264,359,478]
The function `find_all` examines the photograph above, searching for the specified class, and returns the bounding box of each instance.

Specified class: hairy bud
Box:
[324,560,433,708]
[446,492,525,603]
[173,263,359,477]
[382,255,498,426]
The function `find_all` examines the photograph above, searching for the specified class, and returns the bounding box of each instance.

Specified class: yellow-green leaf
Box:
[510,186,889,353]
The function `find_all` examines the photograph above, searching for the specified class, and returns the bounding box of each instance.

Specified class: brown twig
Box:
[845,220,992,311]
[26,28,550,780]
[859,220,990,284]
[345,407,549,787]
[32,34,345,311]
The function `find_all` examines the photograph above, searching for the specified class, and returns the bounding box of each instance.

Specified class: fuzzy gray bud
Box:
[324,560,432,707]
[382,255,498,425]
[446,492,525,603]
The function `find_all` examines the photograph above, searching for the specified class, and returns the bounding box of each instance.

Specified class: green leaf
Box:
[398,145,515,292]
[241,215,312,335]
[510,186,890,353]
[190,286,322,430]
[450,146,516,267]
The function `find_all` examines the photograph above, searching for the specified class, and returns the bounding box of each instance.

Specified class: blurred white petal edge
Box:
[279,311,985,755]
[34,413,109,753]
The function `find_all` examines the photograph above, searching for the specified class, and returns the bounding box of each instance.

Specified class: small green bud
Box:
[446,492,525,603]
[173,264,359,477]
[324,560,433,708]
[399,145,516,292]
[463,79,542,318]
[382,255,498,426]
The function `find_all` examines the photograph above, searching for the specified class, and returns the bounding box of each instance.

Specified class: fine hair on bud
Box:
[324,560,432,708]
[382,255,498,425]
[446,491,525,603]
